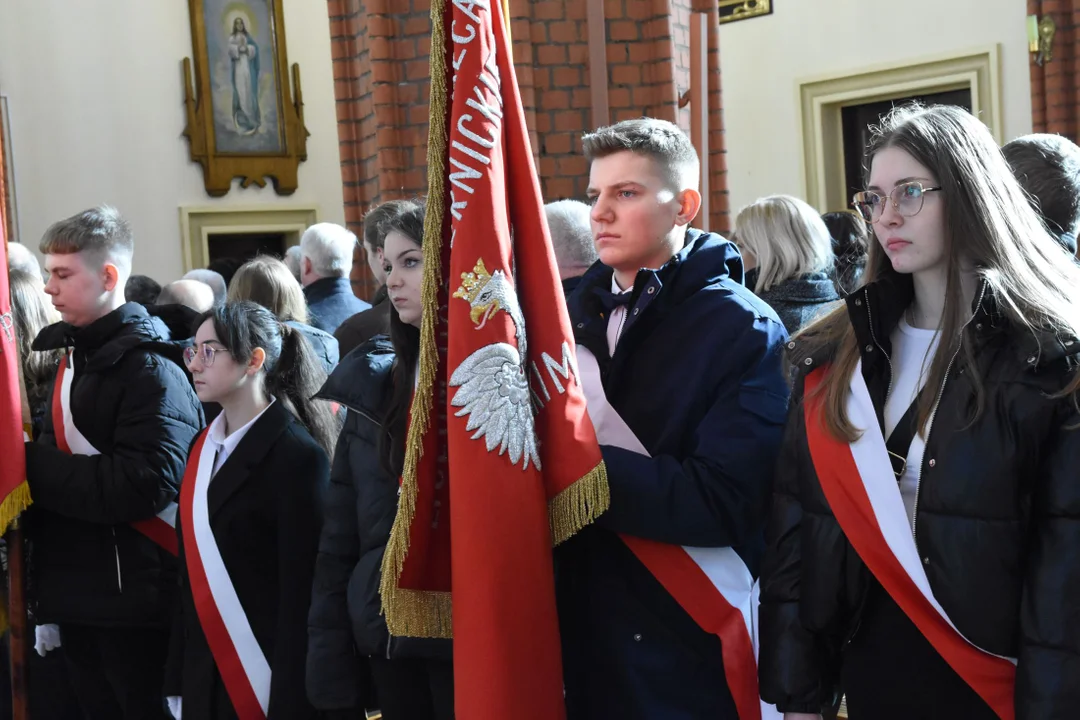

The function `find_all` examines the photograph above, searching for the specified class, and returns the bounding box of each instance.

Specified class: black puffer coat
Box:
[759,274,1080,719]
[25,303,204,627]
[306,338,449,713]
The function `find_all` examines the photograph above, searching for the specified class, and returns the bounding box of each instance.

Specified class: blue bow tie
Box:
[592,286,633,314]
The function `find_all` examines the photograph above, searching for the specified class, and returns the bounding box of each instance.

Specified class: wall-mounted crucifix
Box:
[718,0,773,24]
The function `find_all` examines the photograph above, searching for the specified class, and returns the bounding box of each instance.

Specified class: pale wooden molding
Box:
[178,204,320,272]
[797,45,1002,212]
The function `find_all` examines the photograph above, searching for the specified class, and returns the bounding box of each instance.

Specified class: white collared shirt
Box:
[605,274,633,357]
[206,398,277,478]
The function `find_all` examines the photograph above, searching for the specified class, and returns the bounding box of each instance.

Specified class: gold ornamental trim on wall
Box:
[718,0,772,24]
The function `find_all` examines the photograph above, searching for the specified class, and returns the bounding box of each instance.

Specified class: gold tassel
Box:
[0,481,31,539]
[379,0,453,640]
[548,462,610,546]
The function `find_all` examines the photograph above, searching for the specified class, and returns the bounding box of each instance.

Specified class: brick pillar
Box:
[695,0,730,233]
[671,0,692,134]
[1030,0,1080,141]
[329,0,431,300]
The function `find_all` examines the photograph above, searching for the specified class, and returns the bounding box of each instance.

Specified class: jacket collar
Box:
[207,399,293,518]
[568,228,742,356]
[316,336,394,416]
[760,271,842,304]
[800,272,1080,372]
[32,302,168,371]
[303,276,353,304]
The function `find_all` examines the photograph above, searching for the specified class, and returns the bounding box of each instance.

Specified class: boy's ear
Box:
[675,188,703,226]
[102,263,121,292]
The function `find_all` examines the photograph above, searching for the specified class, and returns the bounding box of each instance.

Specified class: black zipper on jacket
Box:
[863,287,894,405]
[910,282,986,548]
[112,527,123,593]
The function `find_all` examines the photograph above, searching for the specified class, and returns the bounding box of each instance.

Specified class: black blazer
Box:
[164,401,330,719]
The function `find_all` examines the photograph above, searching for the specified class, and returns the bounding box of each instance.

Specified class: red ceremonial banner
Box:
[0,199,32,535]
[378,0,610,717]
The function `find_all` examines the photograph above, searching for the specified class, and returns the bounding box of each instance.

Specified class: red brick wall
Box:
[671,0,693,134]
[694,0,730,233]
[513,0,593,200]
[1029,0,1080,140]
[330,0,432,299]
[328,0,732,298]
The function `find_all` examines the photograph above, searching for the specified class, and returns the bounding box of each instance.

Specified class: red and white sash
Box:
[804,362,1016,719]
[52,353,179,555]
[180,429,271,719]
[577,346,779,720]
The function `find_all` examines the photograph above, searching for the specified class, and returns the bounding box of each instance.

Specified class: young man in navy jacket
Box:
[559,118,790,719]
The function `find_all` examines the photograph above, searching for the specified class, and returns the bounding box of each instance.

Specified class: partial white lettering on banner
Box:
[448,0,503,222]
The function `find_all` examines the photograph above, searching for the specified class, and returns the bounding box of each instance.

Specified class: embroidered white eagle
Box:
[449,259,541,470]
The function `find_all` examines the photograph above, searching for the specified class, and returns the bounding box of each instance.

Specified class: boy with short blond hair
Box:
[559,118,789,719]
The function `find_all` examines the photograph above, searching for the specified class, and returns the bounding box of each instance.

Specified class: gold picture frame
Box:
[182,0,309,197]
[719,0,772,24]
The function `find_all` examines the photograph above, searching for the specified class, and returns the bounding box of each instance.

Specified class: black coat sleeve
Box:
[758,379,835,714]
[268,435,330,718]
[596,312,789,547]
[25,356,202,524]
[1017,401,1080,719]
[306,421,372,711]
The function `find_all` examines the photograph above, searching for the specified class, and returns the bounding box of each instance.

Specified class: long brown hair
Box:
[799,104,1080,441]
[9,269,62,408]
[228,255,309,323]
[376,200,426,478]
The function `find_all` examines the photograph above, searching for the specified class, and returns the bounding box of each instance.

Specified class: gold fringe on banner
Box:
[378,0,455,640]
[0,481,31,539]
[548,463,610,546]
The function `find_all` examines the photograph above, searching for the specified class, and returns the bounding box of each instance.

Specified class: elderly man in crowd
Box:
[299,222,371,334]
[545,199,599,297]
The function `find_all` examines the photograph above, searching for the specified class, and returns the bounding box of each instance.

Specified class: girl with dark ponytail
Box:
[164,300,336,719]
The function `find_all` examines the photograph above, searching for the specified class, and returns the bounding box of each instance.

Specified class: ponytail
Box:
[193,301,341,456]
[267,324,341,457]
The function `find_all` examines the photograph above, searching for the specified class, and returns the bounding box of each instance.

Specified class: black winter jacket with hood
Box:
[25,302,204,628]
[759,274,1080,719]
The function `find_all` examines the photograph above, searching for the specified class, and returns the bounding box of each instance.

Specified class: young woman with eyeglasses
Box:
[759,104,1080,719]
[163,300,339,719]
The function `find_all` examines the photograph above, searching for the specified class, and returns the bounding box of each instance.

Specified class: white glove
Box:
[34,624,61,657]
[167,696,182,719]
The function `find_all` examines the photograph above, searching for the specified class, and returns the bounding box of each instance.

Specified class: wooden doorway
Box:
[841,88,973,204]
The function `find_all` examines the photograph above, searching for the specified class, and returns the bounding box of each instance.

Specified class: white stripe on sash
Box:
[189,431,272,713]
[846,361,1015,664]
[59,357,178,528]
[577,345,780,719]
[59,357,100,457]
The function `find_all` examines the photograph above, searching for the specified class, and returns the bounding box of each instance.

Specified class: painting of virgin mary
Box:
[203,0,284,154]
[228,17,261,134]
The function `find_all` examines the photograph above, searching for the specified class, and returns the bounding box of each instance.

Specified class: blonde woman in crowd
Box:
[733,195,841,335]
[227,255,339,372]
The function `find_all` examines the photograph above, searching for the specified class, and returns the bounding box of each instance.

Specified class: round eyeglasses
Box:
[852,181,942,223]
[183,343,221,367]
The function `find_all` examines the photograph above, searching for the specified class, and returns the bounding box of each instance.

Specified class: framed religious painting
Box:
[182,0,309,196]
[0,95,19,243]
[718,0,773,24]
